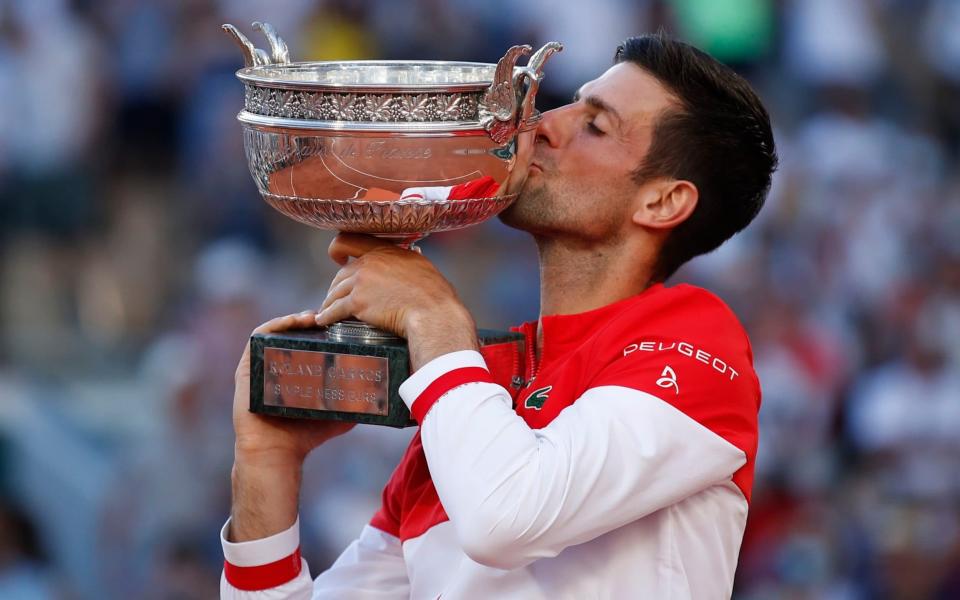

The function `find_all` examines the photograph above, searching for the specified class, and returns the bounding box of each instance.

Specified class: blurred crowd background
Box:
[1,0,958,598]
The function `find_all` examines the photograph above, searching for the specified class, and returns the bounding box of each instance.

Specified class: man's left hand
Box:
[317,233,480,371]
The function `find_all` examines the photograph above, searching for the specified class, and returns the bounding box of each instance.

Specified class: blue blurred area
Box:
[0,0,958,598]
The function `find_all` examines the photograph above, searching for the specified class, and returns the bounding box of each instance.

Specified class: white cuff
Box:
[398,350,488,409]
[221,516,300,567]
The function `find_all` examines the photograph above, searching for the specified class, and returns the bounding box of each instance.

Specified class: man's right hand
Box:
[229,311,354,542]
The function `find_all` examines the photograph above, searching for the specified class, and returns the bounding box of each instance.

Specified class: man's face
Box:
[500,62,677,242]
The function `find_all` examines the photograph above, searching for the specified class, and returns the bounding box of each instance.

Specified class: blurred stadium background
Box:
[1,0,959,598]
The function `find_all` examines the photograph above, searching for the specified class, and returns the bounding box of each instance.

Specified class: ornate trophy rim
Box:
[225,22,561,137]
[237,111,542,133]
[237,60,499,93]
[260,192,517,236]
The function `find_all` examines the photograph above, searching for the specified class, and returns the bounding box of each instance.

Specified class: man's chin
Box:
[497,201,525,230]
[498,185,544,231]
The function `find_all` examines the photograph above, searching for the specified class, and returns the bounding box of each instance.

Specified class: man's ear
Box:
[631,179,698,230]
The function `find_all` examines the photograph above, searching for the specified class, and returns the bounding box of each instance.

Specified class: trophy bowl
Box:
[224,22,562,426]
[225,22,562,243]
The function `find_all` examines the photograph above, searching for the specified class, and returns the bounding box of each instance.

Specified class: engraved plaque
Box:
[263,347,389,415]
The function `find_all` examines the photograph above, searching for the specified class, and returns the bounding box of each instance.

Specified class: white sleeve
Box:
[220,518,409,599]
[399,351,748,570]
[312,525,410,598]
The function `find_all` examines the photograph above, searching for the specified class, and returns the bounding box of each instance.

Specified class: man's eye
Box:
[586,121,604,135]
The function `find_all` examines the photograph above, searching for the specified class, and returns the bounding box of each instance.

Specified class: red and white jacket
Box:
[221,283,761,599]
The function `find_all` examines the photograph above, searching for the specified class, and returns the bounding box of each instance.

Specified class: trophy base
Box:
[249,325,523,427]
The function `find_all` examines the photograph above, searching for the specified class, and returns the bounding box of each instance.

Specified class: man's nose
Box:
[535,104,574,149]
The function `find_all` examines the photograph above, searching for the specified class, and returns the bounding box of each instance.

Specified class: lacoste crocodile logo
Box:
[524,385,553,410]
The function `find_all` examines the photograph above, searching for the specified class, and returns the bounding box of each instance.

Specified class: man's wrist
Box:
[229,459,303,543]
[234,441,307,470]
[405,303,479,371]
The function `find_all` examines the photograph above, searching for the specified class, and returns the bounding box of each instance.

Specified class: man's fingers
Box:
[252,311,319,335]
[315,297,354,327]
[326,261,359,294]
[321,275,355,311]
[328,233,395,266]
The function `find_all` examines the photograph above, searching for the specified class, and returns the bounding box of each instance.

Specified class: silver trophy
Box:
[224,22,561,426]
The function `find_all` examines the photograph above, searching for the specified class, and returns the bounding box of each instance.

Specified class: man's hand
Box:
[317,234,479,371]
[230,312,354,542]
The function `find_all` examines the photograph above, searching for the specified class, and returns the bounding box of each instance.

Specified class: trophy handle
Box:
[516,42,563,126]
[253,21,291,65]
[479,45,532,144]
[479,42,562,144]
[222,24,270,67]
[222,22,290,67]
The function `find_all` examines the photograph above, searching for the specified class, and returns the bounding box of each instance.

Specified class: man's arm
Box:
[399,352,750,570]
[229,454,302,543]
[228,311,353,545]
[222,311,409,598]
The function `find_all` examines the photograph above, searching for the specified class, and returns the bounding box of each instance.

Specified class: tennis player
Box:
[221,32,777,599]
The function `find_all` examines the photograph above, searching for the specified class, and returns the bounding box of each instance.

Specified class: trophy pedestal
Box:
[249,327,523,427]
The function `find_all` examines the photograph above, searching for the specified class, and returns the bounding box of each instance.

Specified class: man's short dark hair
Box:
[615,33,778,281]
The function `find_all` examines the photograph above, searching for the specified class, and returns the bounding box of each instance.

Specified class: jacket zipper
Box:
[524,322,539,387]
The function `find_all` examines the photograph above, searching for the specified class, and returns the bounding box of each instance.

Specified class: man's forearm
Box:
[229,451,303,542]
[406,304,480,372]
